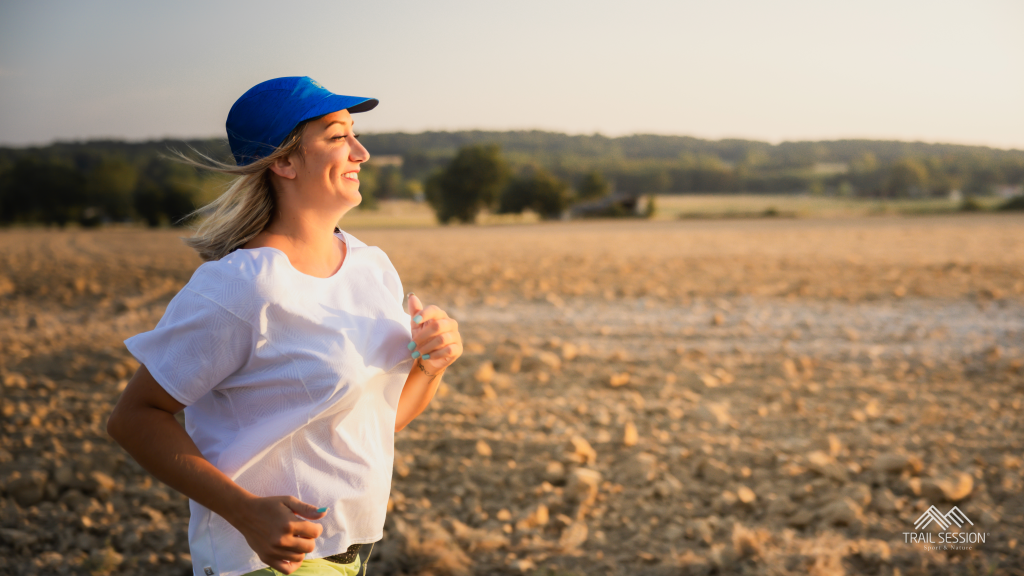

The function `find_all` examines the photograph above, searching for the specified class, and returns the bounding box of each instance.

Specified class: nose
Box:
[350,136,370,164]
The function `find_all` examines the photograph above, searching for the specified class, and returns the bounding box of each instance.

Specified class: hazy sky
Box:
[1,0,1022,149]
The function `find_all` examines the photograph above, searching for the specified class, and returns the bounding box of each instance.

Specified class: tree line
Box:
[1,132,1022,227]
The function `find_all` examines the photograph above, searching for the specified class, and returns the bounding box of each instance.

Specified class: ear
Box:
[268,154,299,180]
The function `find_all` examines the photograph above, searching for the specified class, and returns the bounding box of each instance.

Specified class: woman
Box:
[107,76,463,576]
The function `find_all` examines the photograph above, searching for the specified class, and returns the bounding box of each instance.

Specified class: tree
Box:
[498,168,570,220]
[84,158,138,224]
[884,159,928,198]
[133,159,200,227]
[354,164,379,210]
[425,145,508,224]
[576,171,609,200]
[0,159,85,225]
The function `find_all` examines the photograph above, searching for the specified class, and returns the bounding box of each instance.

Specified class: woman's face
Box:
[291,109,370,210]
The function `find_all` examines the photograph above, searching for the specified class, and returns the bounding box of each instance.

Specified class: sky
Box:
[1,0,1022,149]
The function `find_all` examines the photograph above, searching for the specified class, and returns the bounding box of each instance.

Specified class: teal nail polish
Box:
[411,351,421,359]
[316,507,328,513]
[407,341,416,350]
[413,314,423,324]
[422,354,430,360]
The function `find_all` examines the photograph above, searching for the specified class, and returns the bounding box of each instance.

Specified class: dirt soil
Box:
[1,214,1022,576]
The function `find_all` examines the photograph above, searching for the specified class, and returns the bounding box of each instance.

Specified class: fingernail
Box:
[411,351,421,359]
[406,292,415,298]
[422,354,431,360]
[407,341,416,350]
[316,507,328,513]
[413,314,423,324]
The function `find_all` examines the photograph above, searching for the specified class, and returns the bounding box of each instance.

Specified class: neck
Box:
[264,205,346,252]
[251,202,351,278]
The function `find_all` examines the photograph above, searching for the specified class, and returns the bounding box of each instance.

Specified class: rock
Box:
[787,508,817,528]
[6,470,48,507]
[623,422,638,447]
[921,472,974,502]
[568,436,597,465]
[0,528,38,547]
[698,459,732,484]
[448,519,510,552]
[719,490,738,507]
[473,361,495,384]
[737,485,756,504]
[558,521,588,550]
[806,450,848,481]
[731,523,765,558]
[90,470,116,492]
[516,504,549,529]
[873,452,924,474]
[843,483,872,507]
[820,497,863,526]
[391,518,471,575]
[766,495,796,517]
[536,351,562,371]
[856,539,891,564]
[696,402,733,426]
[609,372,631,387]
[871,488,901,514]
[685,518,715,544]
[635,453,659,483]
[475,440,493,458]
[568,468,602,505]
[87,547,123,574]
[544,461,566,483]
[53,463,75,489]
[561,342,578,361]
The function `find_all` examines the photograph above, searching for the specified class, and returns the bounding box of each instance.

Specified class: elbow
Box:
[106,407,124,443]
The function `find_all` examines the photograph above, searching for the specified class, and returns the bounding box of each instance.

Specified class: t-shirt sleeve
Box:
[124,287,254,406]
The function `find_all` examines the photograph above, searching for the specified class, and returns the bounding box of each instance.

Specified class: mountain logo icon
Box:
[914,505,974,530]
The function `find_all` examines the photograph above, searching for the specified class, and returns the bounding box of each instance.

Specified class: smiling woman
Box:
[106,77,463,576]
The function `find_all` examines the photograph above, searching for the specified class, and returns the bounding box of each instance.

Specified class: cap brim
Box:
[302,94,379,123]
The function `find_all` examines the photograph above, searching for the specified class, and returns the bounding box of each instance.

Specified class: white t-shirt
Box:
[124,230,413,576]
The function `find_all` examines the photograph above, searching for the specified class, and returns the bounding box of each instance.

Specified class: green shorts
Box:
[243,555,361,576]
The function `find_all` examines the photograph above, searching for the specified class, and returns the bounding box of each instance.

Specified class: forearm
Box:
[395,359,446,432]
[107,405,254,525]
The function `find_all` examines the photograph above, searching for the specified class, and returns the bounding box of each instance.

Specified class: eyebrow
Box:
[325,120,354,128]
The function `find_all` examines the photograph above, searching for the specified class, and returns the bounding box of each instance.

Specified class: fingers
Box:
[289,519,323,540]
[413,315,457,339]
[268,558,302,574]
[281,496,328,520]
[416,331,458,355]
[420,344,461,367]
[412,304,448,327]
[407,293,423,318]
[277,533,317,554]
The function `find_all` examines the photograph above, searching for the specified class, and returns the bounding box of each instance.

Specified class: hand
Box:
[407,293,463,375]
[230,495,327,574]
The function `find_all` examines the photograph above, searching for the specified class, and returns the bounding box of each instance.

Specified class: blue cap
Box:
[226,76,378,166]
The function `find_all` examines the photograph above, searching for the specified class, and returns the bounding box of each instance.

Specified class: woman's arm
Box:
[396,359,446,432]
[107,366,326,574]
[395,294,463,432]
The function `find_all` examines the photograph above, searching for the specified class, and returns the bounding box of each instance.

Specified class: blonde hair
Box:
[173,122,309,262]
